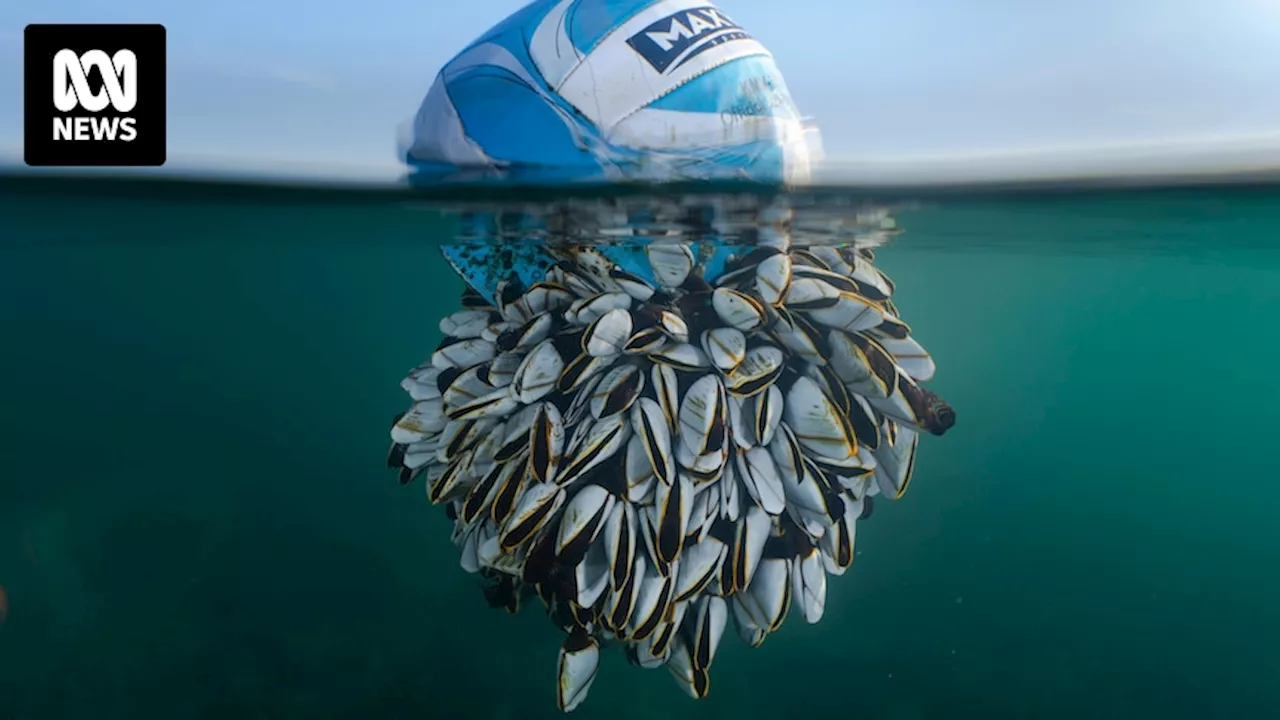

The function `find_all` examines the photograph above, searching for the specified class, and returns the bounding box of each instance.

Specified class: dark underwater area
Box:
[1,170,1279,719]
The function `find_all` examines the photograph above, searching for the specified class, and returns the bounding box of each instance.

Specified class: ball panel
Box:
[556,0,773,132]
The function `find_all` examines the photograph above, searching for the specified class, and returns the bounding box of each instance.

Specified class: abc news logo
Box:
[54,49,140,142]
[24,24,166,166]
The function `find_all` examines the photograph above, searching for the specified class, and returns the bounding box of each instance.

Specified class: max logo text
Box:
[626,7,751,74]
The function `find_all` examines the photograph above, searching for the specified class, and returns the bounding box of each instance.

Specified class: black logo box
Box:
[24,24,166,167]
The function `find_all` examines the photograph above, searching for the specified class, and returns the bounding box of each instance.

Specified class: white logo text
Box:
[645,8,734,52]
[52,48,138,142]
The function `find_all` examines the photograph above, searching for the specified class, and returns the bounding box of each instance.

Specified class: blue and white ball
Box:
[403,0,823,183]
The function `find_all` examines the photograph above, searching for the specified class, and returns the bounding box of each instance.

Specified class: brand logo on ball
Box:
[24,24,167,167]
[626,7,751,74]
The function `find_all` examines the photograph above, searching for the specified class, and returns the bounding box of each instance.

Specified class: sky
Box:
[3,0,1280,180]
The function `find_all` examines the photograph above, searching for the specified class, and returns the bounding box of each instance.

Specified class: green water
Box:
[2,176,1279,718]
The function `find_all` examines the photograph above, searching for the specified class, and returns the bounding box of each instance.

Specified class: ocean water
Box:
[1,173,1279,719]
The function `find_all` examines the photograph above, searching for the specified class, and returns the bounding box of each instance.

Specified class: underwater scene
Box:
[1,174,1279,719]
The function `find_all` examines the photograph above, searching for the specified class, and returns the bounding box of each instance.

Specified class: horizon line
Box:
[3,131,1280,184]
